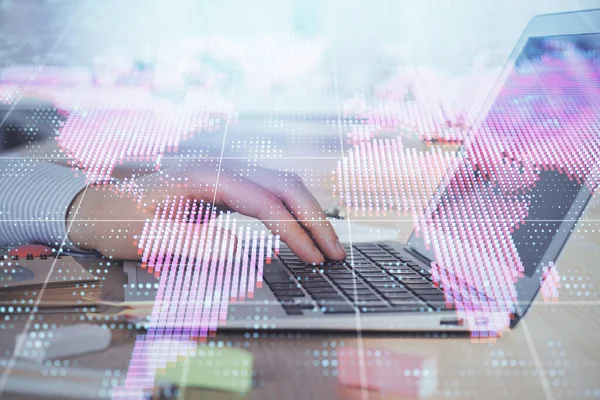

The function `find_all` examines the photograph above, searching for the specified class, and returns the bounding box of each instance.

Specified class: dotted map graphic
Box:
[335,41,599,337]
[1,15,599,397]
[114,197,279,398]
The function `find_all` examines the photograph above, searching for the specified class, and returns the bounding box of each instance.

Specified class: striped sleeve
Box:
[0,158,93,253]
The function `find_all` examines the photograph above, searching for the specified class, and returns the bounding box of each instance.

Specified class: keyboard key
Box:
[349,253,370,259]
[264,276,293,284]
[346,293,381,301]
[351,267,380,273]
[274,290,306,298]
[269,282,300,290]
[372,283,406,291]
[339,288,376,296]
[278,252,296,259]
[354,244,380,249]
[349,269,377,275]
[322,305,356,314]
[414,288,445,295]
[303,281,334,288]
[322,270,348,276]
[337,283,371,292]
[263,266,292,283]
[363,254,393,260]
[288,267,314,274]
[295,272,322,278]
[381,265,415,273]
[318,299,356,314]
[326,272,357,278]
[417,292,447,303]
[284,260,307,266]
[372,277,403,284]
[388,299,422,306]
[298,303,318,310]
[357,271,389,278]
[350,259,370,264]
[396,277,428,284]
[329,279,362,286]
[404,282,439,291]
[305,286,337,294]
[387,305,427,312]
[322,268,347,273]
[282,306,304,315]
[380,295,415,303]
[384,249,402,255]
[359,307,407,313]
[370,256,400,262]
[345,289,380,298]
[362,276,396,283]
[378,290,414,298]
[406,261,425,268]
[374,290,408,296]
[311,291,345,299]
[388,271,423,281]
[296,278,327,285]
[358,306,403,313]
[355,300,388,307]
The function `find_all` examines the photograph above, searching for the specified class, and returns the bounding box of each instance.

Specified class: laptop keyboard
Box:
[263,242,450,316]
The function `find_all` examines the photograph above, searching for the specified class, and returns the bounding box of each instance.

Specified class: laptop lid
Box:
[406,9,600,328]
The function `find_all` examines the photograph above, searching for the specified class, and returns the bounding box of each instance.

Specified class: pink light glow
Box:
[540,263,561,303]
[56,105,228,184]
[336,47,599,338]
[466,49,600,193]
[334,137,462,220]
[425,162,531,337]
[342,66,500,144]
[114,196,279,398]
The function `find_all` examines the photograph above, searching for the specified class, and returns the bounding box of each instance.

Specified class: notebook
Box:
[0,255,101,311]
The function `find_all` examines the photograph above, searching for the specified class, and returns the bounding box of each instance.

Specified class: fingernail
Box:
[306,243,325,264]
[335,240,347,258]
[309,251,325,264]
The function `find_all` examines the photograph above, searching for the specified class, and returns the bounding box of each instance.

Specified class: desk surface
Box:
[1,192,599,400]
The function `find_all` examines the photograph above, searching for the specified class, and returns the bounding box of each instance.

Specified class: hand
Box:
[66,161,346,263]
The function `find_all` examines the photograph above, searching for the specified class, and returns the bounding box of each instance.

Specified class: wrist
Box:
[66,187,100,251]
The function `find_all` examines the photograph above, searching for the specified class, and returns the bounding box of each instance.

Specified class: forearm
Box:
[0,159,91,252]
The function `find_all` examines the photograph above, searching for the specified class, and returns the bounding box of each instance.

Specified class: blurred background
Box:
[2,0,599,111]
[3,0,600,83]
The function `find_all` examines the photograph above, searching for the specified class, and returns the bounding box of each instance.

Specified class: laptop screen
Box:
[407,33,599,330]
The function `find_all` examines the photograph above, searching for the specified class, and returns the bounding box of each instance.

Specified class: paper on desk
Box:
[0,255,101,309]
[155,346,253,394]
[337,341,438,398]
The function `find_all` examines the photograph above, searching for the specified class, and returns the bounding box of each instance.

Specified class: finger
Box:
[246,169,346,261]
[276,173,345,260]
[202,174,326,264]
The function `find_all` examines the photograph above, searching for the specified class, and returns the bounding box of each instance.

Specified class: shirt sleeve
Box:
[0,158,94,253]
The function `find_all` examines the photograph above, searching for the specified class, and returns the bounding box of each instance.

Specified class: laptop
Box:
[124,8,599,334]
